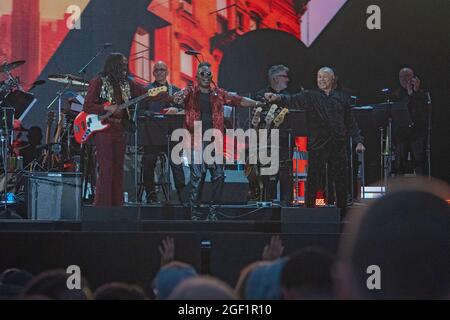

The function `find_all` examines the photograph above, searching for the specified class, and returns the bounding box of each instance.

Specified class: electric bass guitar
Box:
[245,103,289,200]
[73,86,167,144]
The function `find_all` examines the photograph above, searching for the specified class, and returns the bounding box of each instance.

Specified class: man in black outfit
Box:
[391,67,429,175]
[142,61,185,203]
[266,67,365,209]
[254,65,293,204]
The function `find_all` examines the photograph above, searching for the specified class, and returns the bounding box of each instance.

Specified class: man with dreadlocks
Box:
[84,53,148,207]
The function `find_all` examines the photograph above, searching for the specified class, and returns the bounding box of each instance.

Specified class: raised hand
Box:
[158,236,175,266]
[262,235,284,261]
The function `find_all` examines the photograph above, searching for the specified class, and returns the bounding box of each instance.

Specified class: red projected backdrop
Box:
[0,0,316,88]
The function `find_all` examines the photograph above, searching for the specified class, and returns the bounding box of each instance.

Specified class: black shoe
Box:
[146,191,158,204]
[206,206,219,222]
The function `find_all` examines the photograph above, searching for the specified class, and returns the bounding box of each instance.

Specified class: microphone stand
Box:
[0,108,12,218]
[132,102,142,227]
[426,92,432,179]
[381,89,392,193]
[78,45,110,84]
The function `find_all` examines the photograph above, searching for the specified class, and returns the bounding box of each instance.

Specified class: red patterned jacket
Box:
[182,84,243,134]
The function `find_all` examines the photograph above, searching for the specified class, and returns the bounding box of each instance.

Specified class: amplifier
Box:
[27,172,82,221]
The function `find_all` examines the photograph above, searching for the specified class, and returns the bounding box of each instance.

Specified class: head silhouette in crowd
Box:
[21,269,91,300]
[94,282,147,300]
[0,268,33,299]
[337,178,450,300]
[152,261,198,300]
[281,247,335,300]
[169,276,236,300]
[244,258,286,300]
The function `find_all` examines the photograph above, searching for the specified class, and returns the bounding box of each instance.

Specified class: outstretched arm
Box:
[265,91,311,110]
[240,97,265,108]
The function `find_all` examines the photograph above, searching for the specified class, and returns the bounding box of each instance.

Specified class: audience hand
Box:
[159,236,175,266]
[262,235,284,261]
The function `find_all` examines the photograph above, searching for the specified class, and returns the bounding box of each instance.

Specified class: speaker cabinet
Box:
[281,207,341,234]
[27,172,81,221]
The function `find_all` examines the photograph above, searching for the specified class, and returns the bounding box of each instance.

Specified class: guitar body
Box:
[73,111,109,144]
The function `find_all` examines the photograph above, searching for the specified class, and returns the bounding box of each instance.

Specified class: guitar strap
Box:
[100,76,134,128]
[100,76,131,103]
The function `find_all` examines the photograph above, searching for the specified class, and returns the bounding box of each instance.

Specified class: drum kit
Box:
[0,60,89,209]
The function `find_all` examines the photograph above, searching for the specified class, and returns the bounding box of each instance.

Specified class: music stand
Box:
[371,102,411,189]
[279,110,307,205]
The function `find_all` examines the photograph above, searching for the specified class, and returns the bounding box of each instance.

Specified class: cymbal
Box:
[0,60,26,73]
[48,74,88,87]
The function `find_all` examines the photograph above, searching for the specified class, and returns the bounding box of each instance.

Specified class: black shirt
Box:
[140,82,182,146]
[280,89,364,151]
[391,88,428,140]
[199,92,212,132]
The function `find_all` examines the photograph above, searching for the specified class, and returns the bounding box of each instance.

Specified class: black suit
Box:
[254,86,293,204]
[141,82,186,202]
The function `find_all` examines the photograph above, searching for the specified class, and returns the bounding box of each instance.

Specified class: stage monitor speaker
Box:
[200,169,249,204]
[81,206,139,231]
[281,207,341,234]
[27,172,81,221]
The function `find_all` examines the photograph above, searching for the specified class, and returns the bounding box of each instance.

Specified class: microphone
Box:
[103,43,113,49]
[381,88,390,94]
[185,50,200,56]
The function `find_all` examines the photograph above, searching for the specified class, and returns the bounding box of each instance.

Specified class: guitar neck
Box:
[119,93,149,111]
[99,93,151,120]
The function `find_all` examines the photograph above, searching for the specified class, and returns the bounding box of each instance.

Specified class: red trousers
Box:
[93,131,126,207]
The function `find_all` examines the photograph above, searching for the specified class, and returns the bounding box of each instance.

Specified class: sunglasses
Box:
[198,71,213,78]
[154,69,167,73]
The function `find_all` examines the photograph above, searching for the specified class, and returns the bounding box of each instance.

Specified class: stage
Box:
[0,204,343,289]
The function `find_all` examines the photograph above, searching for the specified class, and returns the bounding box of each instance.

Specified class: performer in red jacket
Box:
[174,62,263,220]
[84,53,147,207]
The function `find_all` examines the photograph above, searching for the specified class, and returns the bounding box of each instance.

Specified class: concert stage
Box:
[0,205,342,288]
